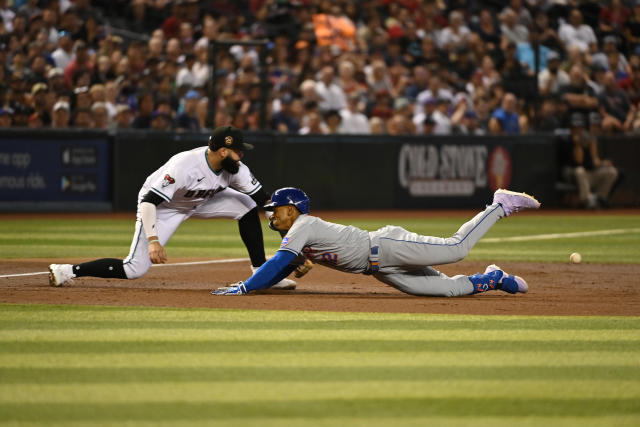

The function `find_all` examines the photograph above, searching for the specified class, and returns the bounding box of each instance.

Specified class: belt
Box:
[368,245,379,273]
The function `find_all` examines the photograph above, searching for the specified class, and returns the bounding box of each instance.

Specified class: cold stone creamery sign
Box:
[398,144,489,196]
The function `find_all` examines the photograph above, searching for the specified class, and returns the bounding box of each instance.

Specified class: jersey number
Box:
[321,252,338,264]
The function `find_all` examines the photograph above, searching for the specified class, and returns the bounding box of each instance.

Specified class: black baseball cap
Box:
[208,126,254,151]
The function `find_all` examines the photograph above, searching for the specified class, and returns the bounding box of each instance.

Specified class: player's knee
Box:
[123,261,150,279]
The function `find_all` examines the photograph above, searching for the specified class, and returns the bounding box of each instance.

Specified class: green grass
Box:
[1,214,639,263]
[0,304,638,426]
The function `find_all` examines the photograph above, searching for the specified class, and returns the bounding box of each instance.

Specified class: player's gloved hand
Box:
[211,281,247,295]
[295,259,314,278]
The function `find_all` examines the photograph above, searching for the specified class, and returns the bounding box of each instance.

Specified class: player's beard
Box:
[221,156,240,174]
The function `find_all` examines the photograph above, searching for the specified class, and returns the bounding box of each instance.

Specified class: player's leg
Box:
[375,265,528,297]
[377,189,539,268]
[192,189,296,289]
[49,208,186,286]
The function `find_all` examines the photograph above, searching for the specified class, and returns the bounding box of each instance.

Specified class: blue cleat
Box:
[493,189,541,216]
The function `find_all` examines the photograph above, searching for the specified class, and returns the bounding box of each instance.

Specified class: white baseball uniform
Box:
[123,146,261,278]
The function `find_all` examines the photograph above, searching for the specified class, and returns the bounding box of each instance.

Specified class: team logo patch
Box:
[161,174,175,188]
[224,136,233,146]
[280,237,290,247]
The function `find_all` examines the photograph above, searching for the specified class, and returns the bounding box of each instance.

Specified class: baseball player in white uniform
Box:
[212,187,541,296]
[49,126,296,289]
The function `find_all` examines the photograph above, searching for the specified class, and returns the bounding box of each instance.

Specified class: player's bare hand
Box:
[148,241,167,264]
[295,259,313,278]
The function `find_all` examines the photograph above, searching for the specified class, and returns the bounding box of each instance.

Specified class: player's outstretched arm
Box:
[212,250,297,295]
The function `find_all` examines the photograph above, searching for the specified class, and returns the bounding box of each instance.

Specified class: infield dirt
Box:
[1,259,637,316]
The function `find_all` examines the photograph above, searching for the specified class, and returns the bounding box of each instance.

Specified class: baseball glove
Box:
[294,259,314,278]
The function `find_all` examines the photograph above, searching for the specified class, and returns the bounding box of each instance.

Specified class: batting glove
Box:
[211,281,247,295]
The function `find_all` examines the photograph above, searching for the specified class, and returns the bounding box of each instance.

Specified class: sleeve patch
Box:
[161,174,175,188]
[280,237,290,247]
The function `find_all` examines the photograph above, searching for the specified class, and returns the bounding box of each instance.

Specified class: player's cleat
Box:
[484,264,528,294]
[271,278,297,290]
[48,264,75,287]
[493,189,541,216]
[211,282,247,295]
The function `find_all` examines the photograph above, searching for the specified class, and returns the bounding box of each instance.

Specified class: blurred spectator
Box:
[112,104,132,130]
[471,9,501,51]
[271,93,299,134]
[599,71,636,133]
[27,112,43,129]
[559,9,597,53]
[591,36,631,78]
[539,51,570,96]
[324,109,342,134]
[533,10,565,54]
[369,116,385,134]
[73,107,93,128]
[432,98,452,135]
[51,101,71,128]
[91,102,109,129]
[0,107,13,127]
[150,110,172,131]
[176,90,201,132]
[598,0,630,36]
[438,11,470,52]
[132,92,155,129]
[339,93,370,134]
[315,65,347,113]
[299,111,327,135]
[499,9,529,46]
[489,92,524,134]
[560,65,599,127]
[51,30,75,70]
[624,1,640,51]
[538,97,562,131]
[568,113,618,209]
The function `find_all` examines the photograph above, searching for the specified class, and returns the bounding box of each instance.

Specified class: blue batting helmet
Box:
[264,187,310,214]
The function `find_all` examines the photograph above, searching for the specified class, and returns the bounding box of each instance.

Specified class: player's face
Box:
[271,205,298,231]
[220,148,243,174]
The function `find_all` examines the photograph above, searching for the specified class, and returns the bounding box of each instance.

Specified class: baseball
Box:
[570,252,582,264]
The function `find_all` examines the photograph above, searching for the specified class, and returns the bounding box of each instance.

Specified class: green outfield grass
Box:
[1,214,639,263]
[0,304,638,426]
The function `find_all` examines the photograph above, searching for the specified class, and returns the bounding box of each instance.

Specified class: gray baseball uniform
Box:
[278,203,505,296]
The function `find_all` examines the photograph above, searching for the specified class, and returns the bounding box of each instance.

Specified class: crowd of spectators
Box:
[1,0,639,136]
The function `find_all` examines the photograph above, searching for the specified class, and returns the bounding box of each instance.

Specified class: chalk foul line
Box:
[0,257,250,279]
[482,228,640,243]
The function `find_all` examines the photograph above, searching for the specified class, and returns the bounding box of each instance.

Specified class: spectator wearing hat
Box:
[51,101,71,128]
[30,82,51,126]
[413,95,439,132]
[175,90,200,132]
[568,112,618,209]
[112,104,133,130]
[598,71,636,133]
[339,93,370,134]
[52,31,74,71]
[150,110,173,131]
[271,93,300,134]
[0,107,13,127]
[592,36,631,78]
[539,51,570,96]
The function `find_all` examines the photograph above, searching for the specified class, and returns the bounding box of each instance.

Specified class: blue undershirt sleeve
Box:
[243,250,297,292]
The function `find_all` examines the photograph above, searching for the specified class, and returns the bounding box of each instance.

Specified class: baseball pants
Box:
[372,203,505,297]
[123,188,256,279]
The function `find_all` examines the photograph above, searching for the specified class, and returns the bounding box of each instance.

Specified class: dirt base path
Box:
[1,259,637,316]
